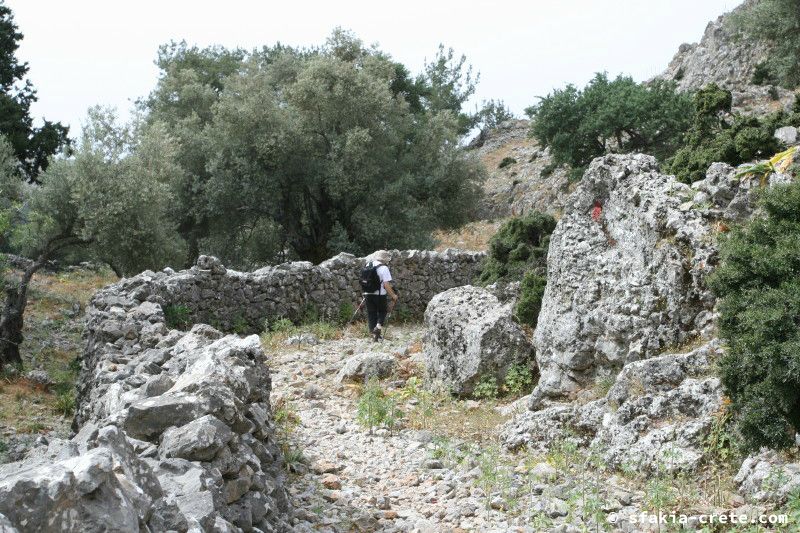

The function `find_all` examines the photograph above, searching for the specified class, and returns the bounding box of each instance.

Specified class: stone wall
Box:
[0,284,291,531]
[119,249,485,332]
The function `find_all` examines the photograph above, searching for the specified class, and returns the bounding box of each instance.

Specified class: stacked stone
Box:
[90,249,484,333]
[0,278,290,531]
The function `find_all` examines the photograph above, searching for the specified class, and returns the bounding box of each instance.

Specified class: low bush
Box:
[356,377,403,435]
[478,211,556,285]
[164,304,191,330]
[502,363,534,396]
[667,85,800,183]
[515,272,547,328]
[498,156,517,169]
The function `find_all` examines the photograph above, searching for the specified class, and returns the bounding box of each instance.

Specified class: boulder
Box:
[0,431,166,533]
[532,154,718,403]
[736,450,800,504]
[775,126,798,146]
[423,285,533,397]
[336,352,396,383]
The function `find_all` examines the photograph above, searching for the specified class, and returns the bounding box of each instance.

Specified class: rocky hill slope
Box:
[469,120,572,220]
[658,0,795,114]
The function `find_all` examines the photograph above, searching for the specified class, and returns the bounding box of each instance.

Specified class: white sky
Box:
[8,0,742,133]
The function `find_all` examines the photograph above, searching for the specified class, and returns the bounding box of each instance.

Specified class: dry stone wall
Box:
[131,249,485,332]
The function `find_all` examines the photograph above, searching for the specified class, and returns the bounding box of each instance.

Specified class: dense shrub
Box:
[515,272,547,328]
[667,84,800,183]
[527,73,693,172]
[478,211,556,285]
[709,178,800,450]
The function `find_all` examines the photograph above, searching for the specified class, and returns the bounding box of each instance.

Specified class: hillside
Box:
[658,0,795,114]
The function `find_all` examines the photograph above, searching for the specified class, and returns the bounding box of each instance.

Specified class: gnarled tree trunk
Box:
[0,232,88,371]
[0,261,41,369]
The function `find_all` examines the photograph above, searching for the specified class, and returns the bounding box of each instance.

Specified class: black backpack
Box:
[359,262,381,293]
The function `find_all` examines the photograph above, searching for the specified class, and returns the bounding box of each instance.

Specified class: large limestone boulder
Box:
[503,341,724,473]
[532,154,718,404]
[423,285,533,397]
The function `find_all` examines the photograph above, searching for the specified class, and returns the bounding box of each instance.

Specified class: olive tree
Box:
[203,33,484,265]
[0,107,184,369]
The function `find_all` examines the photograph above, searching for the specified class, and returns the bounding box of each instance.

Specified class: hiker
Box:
[359,250,398,341]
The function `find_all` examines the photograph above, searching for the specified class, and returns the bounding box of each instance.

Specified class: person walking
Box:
[359,250,398,341]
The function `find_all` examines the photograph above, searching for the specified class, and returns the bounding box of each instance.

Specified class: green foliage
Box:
[502,363,534,396]
[355,377,403,435]
[515,272,547,328]
[478,211,556,285]
[143,41,247,264]
[527,73,693,169]
[400,376,435,429]
[164,304,191,330]
[751,62,775,86]
[53,390,75,417]
[666,84,793,183]
[472,375,499,400]
[498,156,517,169]
[476,445,513,509]
[231,314,249,335]
[269,317,295,333]
[0,3,69,182]
[703,405,740,464]
[337,301,354,325]
[708,181,800,450]
[474,99,515,131]
[730,0,800,88]
[144,32,484,267]
[421,44,480,135]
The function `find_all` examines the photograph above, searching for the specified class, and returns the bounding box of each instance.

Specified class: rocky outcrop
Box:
[93,249,483,334]
[532,154,719,403]
[469,120,571,219]
[502,341,724,473]
[659,0,795,115]
[423,286,533,397]
[736,450,800,504]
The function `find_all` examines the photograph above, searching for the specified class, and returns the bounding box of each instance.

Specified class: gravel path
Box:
[268,325,531,533]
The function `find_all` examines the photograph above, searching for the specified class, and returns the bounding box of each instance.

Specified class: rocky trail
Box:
[272,325,527,532]
[271,326,653,533]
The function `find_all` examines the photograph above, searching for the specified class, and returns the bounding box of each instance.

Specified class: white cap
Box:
[372,250,392,262]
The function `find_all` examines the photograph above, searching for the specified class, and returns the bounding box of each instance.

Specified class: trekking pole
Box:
[381,298,398,341]
[346,297,366,326]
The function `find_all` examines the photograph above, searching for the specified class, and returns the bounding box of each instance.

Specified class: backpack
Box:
[359,261,382,293]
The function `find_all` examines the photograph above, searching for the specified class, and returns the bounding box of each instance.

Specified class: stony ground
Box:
[0,267,115,462]
[263,323,799,533]
[265,326,628,532]
[266,324,527,532]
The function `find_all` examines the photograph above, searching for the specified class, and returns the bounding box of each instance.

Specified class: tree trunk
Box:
[0,261,41,370]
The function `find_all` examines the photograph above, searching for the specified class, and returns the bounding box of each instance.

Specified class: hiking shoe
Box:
[372,325,382,341]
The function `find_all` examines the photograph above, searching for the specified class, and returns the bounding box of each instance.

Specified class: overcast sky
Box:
[8,0,742,133]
